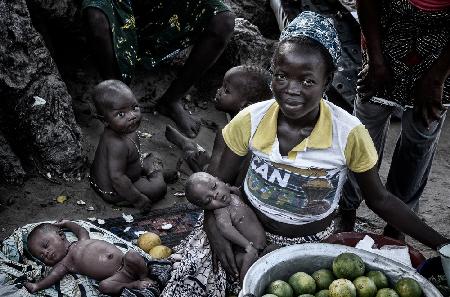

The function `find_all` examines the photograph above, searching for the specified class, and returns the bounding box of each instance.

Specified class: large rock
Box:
[0,133,25,185]
[0,0,84,182]
[224,18,276,69]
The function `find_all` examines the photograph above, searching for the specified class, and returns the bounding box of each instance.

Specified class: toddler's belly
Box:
[77,240,124,280]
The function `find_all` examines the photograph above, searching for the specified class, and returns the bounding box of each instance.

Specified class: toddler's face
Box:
[271,41,329,121]
[103,92,141,134]
[190,173,232,210]
[215,69,248,114]
[28,230,68,266]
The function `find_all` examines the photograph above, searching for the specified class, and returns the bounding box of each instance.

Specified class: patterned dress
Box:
[362,0,450,107]
[81,0,230,83]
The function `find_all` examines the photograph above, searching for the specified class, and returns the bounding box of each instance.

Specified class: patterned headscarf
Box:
[280,11,341,66]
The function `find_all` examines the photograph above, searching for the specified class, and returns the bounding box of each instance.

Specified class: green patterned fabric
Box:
[82,0,230,83]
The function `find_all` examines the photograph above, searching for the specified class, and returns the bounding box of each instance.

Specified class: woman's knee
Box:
[207,11,235,43]
[84,8,111,39]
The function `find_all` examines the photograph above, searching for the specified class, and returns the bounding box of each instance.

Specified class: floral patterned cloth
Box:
[81,0,230,83]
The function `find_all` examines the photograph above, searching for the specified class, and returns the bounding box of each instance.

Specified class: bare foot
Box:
[165,124,197,151]
[184,150,210,173]
[135,278,158,290]
[158,102,200,138]
[135,197,152,214]
[162,169,179,184]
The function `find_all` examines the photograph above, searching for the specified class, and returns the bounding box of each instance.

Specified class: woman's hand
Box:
[203,211,238,277]
[357,61,392,102]
[413,73,446,128]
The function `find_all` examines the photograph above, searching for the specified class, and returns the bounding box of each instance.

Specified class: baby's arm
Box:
[54,220,89,240]
[24,263,68,293]
[107,138,149,203]
[214,208,257,254]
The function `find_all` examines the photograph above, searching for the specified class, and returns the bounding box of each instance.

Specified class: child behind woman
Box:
[165,65,272,174]
[90,80,169,213]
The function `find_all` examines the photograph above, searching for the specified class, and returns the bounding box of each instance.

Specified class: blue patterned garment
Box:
[280,11,341,67]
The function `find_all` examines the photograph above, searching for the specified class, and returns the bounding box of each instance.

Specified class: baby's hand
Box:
[24,282,39,293]
[53,219,70,227]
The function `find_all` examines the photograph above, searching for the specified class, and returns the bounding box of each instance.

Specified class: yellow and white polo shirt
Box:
[222,99,378,225]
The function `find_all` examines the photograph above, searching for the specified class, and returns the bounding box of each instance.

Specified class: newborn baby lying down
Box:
[25,220,155,295]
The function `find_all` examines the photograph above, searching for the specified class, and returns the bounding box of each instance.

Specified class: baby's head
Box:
[27,223,69,266]
[271,11,341,120]
[93,80,141,134]
[185,172,232,210]
[215,65,272,114]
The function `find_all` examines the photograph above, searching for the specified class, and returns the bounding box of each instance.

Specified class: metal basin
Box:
[240,243,442,297]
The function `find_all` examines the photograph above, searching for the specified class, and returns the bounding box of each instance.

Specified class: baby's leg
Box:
[99,250,155,294]
[134,172,167,203]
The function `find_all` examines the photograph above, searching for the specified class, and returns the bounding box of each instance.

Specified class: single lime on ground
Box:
[332,253,365,280]
[288,272,316,295]
[329,279,356,297]
[312,269,335,290]
[266,280,294,297]
[315,289,330,297]
[353,276,377,297]
[394,278,422,297]
[376,288,399,297]
[366,271,389,289]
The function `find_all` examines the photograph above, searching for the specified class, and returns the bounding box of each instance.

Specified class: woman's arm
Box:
[414,42,450,127]
[354,167,449,249]
[205,146,246,277]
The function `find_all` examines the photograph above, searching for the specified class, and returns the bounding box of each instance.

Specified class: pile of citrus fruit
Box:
[137,232,172,259]
[263,252,423,297]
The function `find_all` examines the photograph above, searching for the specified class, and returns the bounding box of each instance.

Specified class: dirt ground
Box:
[1,0,449,262]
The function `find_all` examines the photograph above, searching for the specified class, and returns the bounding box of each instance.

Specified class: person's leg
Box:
[157,11,235,138]
[165,125,211,172]
[99,251,155,294]
[383,109,447,239]
[339,97,395,231]
[134,172,167,203]
[83,7,120,80]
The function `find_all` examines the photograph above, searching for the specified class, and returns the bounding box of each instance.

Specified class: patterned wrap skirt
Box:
[81,0,230,83]
[161,212,334,297]
[362,0,450,107]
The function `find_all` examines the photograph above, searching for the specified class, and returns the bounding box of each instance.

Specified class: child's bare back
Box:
[25,220,155,295]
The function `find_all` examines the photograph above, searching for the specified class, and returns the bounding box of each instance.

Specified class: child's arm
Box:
[24,263,68,293]
[54,220,89,240]
[214,208,257,254]
[107,138,149,203]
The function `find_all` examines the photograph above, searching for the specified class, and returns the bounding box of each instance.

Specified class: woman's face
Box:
[271,41,330,121]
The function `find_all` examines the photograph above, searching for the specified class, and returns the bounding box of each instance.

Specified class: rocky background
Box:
[0,0,449,262]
